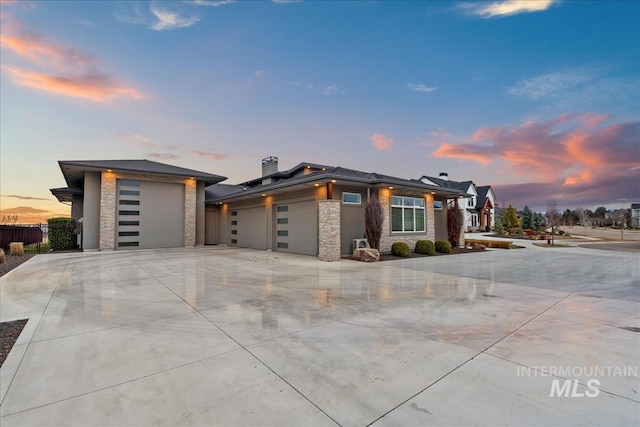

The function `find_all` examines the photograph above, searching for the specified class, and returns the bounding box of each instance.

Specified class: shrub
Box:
[365,189,383,249]
[0,248,5,264]
[523,229,537,237]
[464,239,512,249]
[47,217,77,251]
[415,240,435,256]
[9,242,24,256]
[391,242,411,258]
[447,203,463,248]
[435,240,451,254]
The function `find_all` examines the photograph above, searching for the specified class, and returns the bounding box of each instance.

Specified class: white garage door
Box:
[275,200,317,256]
[230,207,267,250]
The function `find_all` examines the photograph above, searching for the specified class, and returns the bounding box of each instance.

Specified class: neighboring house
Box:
[418,173,495,232]
[205,157,468,260]
[632,203,640,229]
[50,160,226,250]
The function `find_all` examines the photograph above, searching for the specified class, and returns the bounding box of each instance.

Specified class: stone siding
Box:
[99,172,116,250]
[318,200,341,262]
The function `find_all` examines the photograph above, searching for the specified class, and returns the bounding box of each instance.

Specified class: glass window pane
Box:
[404,208,414,231]
[416,209,425,231]
[391,196,402,206]
[391,207,403,231]
[415,198,425,207]
[342,193,361,204]
[404,198,414,206]
[118,180,140,187]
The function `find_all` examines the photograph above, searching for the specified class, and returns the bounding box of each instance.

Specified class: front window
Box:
[391,196,425,232]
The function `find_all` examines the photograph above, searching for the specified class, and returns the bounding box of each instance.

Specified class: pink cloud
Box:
[371,133,395,151]
[2,66,143,101]
[437,113,640,209]
[147,153,180,160]
[0,14,143,102]
[433,114,639,181]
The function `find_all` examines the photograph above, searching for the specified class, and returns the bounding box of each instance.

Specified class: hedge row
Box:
[464,238,512,249]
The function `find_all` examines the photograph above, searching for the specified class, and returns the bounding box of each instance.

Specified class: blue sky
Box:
[1,0,638,221]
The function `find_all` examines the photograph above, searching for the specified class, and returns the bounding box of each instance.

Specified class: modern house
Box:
[51,158,470,260]
[418,173,496,232]
[50,160,226,250]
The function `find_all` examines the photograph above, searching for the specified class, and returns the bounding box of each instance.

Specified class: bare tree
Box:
[365,189,383,249]
[546,199,560,244]
[575,208,592,228]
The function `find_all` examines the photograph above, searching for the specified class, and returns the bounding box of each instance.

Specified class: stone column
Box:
[184,179,197,247]
[425,194,435,242]
[318,200,341,262]
[99,171,116,250]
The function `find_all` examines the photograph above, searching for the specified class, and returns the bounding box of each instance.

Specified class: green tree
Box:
[520,206,533,230]
[594,206,607,226]
[532,211,545,230]
[501,204,522,235]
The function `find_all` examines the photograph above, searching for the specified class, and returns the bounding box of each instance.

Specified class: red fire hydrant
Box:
[547,235,551,245]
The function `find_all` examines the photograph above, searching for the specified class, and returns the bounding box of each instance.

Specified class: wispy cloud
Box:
[0,206,69,223]
[115,133,181,150]
[407,83,438,93]
[1,14,142,101]
[371,133,395,151]
[254,70,264,78]
[2,66,143,101]
[193,150,229,160]
[149,3,199,31]
[461,0,558,18]
[191,0,235,6]
[508,67,596,100]
[1,194,50,201]
[432,114,640,207]
[322,84,343,95]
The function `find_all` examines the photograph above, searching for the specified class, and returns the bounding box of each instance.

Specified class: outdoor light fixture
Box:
[388,186,394,189]
[261,194,266,197]
[314,184,320,187]
[331,180,337,183]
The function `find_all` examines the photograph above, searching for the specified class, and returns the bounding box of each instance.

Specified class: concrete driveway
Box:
[1,245,638,426]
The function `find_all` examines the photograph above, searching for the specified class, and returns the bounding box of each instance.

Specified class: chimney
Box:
[439,172,448,181]
[262,156,278,184]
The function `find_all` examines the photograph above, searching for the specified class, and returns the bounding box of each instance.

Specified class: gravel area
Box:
[0,253,35,277]
[0,319,27,367]
[1,254,34,367]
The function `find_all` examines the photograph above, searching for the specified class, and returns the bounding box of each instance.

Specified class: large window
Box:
[391,196,425,232]
[342,192,361,205]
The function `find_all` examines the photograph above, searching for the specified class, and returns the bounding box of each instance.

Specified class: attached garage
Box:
[230,207,267,250]
[274,200,317,256]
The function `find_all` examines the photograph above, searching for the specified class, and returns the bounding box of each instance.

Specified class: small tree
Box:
[520,206,533,230]
[502,204,522,235]
[365,189,383,250]
[532,211,545,230]
[447,202,463,248]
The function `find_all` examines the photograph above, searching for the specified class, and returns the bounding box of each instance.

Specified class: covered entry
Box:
[275,200,318,255]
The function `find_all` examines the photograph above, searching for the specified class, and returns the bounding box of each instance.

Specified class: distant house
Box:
[631,203,640,228]
[418,173,495,232]
[51,158,469,260]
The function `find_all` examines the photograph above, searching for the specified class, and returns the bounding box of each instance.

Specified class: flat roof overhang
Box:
[50,187,83,203]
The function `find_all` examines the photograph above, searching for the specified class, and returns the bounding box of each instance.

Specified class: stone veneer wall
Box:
[98,171,197,250]
[378,189,437,253]
[318,199,341,262]
[99,172,117,250]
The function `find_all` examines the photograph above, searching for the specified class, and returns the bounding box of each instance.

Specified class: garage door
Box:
[230,207,266,250]
[275,200,317,256]
[116,179,185,249]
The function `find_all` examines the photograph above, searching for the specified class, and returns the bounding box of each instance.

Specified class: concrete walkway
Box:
[1,245,638,426]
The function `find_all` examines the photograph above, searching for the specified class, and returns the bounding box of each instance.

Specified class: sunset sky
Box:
[1,0,638,223]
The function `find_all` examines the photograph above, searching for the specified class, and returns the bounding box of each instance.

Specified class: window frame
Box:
[341,192,362,205]
[391,196,426,233]
[433,200,444,210]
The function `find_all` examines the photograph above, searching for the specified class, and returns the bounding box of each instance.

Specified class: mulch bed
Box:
[344,247,486,261]
[0,255,34,366]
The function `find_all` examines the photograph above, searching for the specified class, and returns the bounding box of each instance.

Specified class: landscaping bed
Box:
[344,246,485,261]
[0,319,27,367]
[0,253,35,277]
